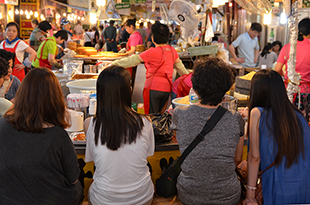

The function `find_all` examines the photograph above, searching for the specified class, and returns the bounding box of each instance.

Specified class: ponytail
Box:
[298,33,304,41]
[261,43,272,58]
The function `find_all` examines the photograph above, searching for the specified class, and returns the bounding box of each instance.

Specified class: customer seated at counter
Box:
[111,22,189,114]
[84,65,155,205]
[0,49,20,102]
[0,68,83,204]
[171,58,245,205]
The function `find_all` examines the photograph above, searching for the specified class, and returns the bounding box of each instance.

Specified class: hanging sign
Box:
[298,0,310,8]
[115,3,130,9]
[121,0,146,3]
[20,0,39,38]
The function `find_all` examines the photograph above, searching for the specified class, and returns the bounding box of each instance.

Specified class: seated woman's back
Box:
[171,58,244,205]
[85,65,155,205]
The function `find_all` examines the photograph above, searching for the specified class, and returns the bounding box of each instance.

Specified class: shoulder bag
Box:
[155,106,227,198]
[236,160,276,204]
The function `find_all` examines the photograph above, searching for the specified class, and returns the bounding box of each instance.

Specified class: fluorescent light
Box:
[280,12,287,24]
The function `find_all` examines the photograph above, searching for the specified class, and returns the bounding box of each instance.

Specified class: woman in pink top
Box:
[125,18,143,55]
[275,18,310,122]
[112,22,188,114]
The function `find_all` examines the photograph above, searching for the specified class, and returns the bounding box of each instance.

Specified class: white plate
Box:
[172,97,190,107]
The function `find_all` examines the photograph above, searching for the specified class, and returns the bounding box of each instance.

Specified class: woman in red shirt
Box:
[112,22,188,114]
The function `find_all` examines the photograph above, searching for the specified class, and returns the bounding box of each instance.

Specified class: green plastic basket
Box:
[187,45,218,57]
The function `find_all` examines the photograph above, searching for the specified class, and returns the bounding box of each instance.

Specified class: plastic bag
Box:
[149,111,174,143]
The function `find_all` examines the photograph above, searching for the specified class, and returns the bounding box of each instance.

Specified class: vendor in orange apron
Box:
[2,40,25,80]
[0,22,37,82]
[32,30,68,69]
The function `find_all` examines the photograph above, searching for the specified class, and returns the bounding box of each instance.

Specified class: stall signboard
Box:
[298,0,310,7]
[121,0,146,3]
[0,0,18,5]
[20,0,39,38]
[115,3,130,9]
[67,0,88,9]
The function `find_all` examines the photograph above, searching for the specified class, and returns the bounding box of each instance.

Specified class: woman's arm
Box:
[15,47,37,71]
[174,58,189,76]
[243,108,261,205]
[275,62,284,76]
[84,117,92,134]
[25,47,37,62]
[234,135,244,166]
[126,46,136,55]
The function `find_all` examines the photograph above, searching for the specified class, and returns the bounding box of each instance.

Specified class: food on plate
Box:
[83,49,97,56]
[74,55,88,58]
[76,47,96,55]
[71,73,98,80]
[136,44,146,52]
[67,42,77,51]
[70,132,86,141]
[177,95,190,105]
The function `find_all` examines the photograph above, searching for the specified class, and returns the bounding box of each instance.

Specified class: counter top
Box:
[74,140,179,155]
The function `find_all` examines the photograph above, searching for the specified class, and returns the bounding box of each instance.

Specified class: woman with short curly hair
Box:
[171,58,244,205]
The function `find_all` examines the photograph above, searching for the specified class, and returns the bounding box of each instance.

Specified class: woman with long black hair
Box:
[257,43,277,69]
[84,65,155,205]
[244,70,310,205]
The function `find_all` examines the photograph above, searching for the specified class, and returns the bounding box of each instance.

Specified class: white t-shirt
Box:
[84,32,92,43]
[85,117,155,205]
[0,40,29,63]
[74,24,83,34]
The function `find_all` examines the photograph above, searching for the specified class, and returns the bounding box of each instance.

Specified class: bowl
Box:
[66,79,96,93]
[0,98,13,116]
[172,97,190,107]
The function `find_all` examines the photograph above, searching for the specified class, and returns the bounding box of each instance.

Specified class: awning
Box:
[48,0,90,12]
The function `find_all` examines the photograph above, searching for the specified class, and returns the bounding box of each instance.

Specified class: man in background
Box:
[29,20,51,51]
[137,22,147,46]
[74,21,83,38]
[103,20,118,52]
[228,22,262,67]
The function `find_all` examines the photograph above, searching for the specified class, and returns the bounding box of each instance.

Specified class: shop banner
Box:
[20,0,39,38]
[115,3,130,9]
[67,0,88,9]
[298,0,310,8]
[121,0,146,4]
[0,0,18,5]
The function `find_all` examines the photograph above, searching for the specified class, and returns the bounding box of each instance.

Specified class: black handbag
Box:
[155,106,227,198]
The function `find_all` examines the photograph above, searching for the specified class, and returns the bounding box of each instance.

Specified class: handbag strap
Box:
[178,105,227,164]
[259,161,276,175]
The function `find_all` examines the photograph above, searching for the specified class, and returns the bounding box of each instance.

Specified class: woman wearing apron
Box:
[124,19,143,76]
[0,22,36,82]
[112,22,188,114]
[32,30,68,69]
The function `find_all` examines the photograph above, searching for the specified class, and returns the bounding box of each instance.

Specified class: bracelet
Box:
[247,185,257,191]
[23,62,27,67]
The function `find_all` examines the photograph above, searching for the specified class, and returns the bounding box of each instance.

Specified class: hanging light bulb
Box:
[34,11,39,18]
[26,14,31,19]
[263,12,272,25]
[30,10,33,15]
[0,13,2,19]
[63,13,66,17]
[40,14,44,20]
[20,10,24,15]
[82,17,84,21]
[78,16,81,20]
[25,10,29,15]
[15,9,19,15]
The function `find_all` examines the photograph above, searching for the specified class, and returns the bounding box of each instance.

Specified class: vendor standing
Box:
[125,18,143,55]
[57,18,72,59]
[32,30,68,69]
[0,22,36,82]
[29,21,52,51]
[112,22,189,114]
[228,23,262,68]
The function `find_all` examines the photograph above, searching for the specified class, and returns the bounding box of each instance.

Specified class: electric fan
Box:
[169,0,199,40]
